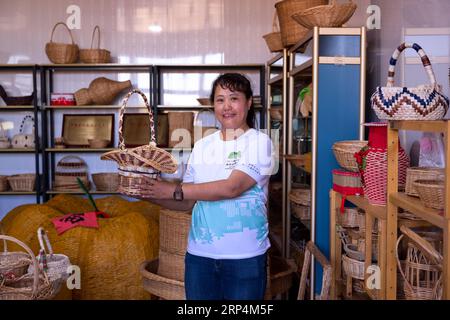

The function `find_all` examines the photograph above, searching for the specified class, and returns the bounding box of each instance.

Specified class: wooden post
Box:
[379,219,387,299]
[386,123,399,299]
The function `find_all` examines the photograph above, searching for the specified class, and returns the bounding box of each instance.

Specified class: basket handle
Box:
[90,25,101,50]
[37,227,54,256]
[118,89,155,150]
[49,22,76,45]
[19,115,35,134]
[386,43,437,87]
[399,225,443,265]
[0,235,40,298]
[57,155,87,168]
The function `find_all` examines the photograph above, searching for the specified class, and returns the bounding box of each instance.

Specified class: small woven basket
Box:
[342,254,364,280]
[413,179,445,210]
[263,12,284,52]
[7,174,35,192]
[45,22,79,64]
[79,25,111,63]
[54,156,89,191]
[92,172,119,191]
[140,259,186,300]
[336,207,359,228]
[332,140,368,172]
[291,0,357,29]
[0,175,8,191]
[405,167,444,197]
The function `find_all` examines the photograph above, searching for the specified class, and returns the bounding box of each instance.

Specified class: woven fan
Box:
[101,89,177,196]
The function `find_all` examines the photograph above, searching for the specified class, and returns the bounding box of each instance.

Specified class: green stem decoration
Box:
[76,177,99,212]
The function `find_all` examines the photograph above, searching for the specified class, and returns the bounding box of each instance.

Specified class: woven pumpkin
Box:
[1,194,160,300]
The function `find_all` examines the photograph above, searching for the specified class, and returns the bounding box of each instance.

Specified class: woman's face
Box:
[213,85,251,132]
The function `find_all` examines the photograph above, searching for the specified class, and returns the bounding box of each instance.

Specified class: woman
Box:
[140,73,275,300]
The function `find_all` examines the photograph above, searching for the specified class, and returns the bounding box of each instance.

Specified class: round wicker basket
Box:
[92,172,119,192]
[332,140,368,172]
[413,179,445,210]
[405,167,444,197]
[79,26,111,64]
[45,22,79,64]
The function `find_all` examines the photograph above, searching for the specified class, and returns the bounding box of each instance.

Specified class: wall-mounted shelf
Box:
[45,148,115,153]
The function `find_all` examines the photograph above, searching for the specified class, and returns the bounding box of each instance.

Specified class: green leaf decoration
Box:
[76,177,99,212]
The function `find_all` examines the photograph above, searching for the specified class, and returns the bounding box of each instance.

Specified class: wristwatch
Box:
[173,183,184,201]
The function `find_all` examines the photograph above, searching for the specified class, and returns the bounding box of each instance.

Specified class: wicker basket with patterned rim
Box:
[405,167,444,197]
[413,179,445,210]
[101,89,177,197]
[332,140,368,172]
[291,0,357,29]
[7,174,35,192]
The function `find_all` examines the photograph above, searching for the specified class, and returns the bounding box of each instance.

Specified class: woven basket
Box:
[405,167,444,197]
[332,169,363,197]
[0,232,30,283]
[290,201,311,220]
[291,0,357,29]
[92,172,119,191]
[275,0,327,47]
[332,140,368,172]
[88,77,132,105]
[101,89,177,197]
[336,207,359,228]
[45,22,79,64]
[159,209,191,256]
[158,250,185,282]
[0,175,8,191]
[263,12,284,53]
[54,156,89,191]
[413,179,445,210]
[168,112,194,148]
[140,259,186,300]
[290,187,311,206]
[371,43,449,120]
[342,254,364,280]
[79,25,111,63]
[7,174,35,192]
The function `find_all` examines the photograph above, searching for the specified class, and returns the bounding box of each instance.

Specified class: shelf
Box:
[268,74,283,85]
[45,148,114,153]
[0,148,36,153]
[157,104,263,110]
[0,106,34,111]
[345,195,387,220]
[44,105,126,110]
[289,60,313,78]
[389,120,449,134]
[46,190,120,195]
[0,191,37,195]
[389,192,445,228]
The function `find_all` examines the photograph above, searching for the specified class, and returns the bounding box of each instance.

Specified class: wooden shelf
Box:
[45,148,114,152]
[389,120,449,133]
[268,74,283,85]
[389,192,445,228]
[0,191,37,195]
[0,106,34,111]
[345,195,387,220]
[289,60,313,78]
[47,190,120,195]
[44,105,128,110]
[157,104,263,110]
[0,148,36,153]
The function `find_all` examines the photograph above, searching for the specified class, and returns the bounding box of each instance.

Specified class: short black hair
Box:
[209,73,255,128]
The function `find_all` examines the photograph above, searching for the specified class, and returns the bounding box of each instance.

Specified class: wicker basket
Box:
[140,259,186,300]
[54,156,89,191]
[101,89,177,197]
[79,25,111,63]
[45,22,79,64]
[159,209,191,256]
[291,0,357,29]
[92,172,119,192]
[290,201,311,220]
[336,207,359,228]
[413,179,445,210]
[332,140,368,172]
[275,0,327,47]
[0,236,30,282]
[7,174,35,192]
[263,12,284,53]
[405,167,444,197]
[342,254,364,280]
[0,175,8,191]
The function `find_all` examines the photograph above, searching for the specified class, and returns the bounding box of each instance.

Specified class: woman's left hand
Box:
[140,176,176,200]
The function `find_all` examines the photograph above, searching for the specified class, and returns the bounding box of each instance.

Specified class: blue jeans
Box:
[184,252,267,300]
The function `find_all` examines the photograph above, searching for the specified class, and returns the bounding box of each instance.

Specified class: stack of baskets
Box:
[405,167,445,211]
[289,186,311,220]
[140,209,191,300]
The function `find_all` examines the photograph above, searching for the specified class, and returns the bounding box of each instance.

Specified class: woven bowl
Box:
[88,139,110,148]
[332,140,368,172]
[413,179,445,210]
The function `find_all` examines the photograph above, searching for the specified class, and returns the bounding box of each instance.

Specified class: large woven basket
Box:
[101,89,177,197]
[7,174,35,192]
[263,12,284,53]
[140,259,186,300]
[159,209,191,256]
[45,22,79,64]
[92,172,119,192]
[291,0,357,29]
[405,167,444,197]
[54,156,89,191]
[275,0,327,47]
[413,179,445,210]
[79,25,111,63]
[332,140,368,172]
[371,43,449,120]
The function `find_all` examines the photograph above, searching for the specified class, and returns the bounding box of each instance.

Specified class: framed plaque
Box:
[62,114,114,147]
[123,113,168,148]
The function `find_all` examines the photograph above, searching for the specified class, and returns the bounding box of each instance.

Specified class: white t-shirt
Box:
[183,128,275,259]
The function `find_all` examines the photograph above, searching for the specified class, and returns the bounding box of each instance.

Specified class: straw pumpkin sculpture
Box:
[1,194,160,300]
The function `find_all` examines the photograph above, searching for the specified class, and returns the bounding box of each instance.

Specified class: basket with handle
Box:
[11,115,35,149]
[45,22,79,64]
[291,0,357,29]
[0,226,31,284]
[0,235,60,300]
[101,89,178,197]
[27,228,71,282]
[263,12,284,53]
[371,43,449,120]
[79,25,111,63]
[53,155,89,191]
[193,109,219,144]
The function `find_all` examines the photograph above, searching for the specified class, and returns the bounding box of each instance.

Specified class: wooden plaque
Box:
[62,114,114,147]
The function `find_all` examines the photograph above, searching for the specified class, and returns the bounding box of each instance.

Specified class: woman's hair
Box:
[209,73,255,128]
